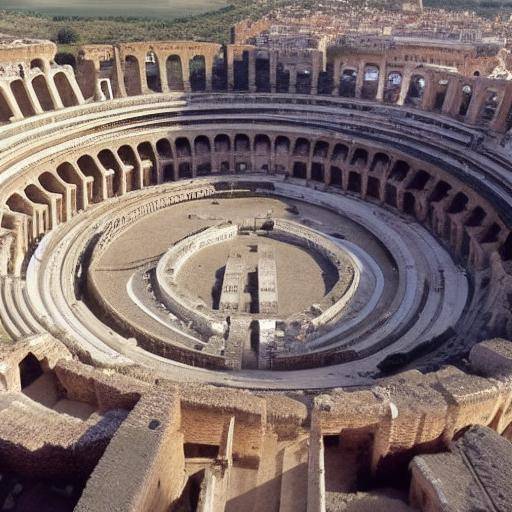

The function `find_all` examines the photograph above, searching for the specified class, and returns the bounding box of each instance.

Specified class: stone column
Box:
[355,61,365,99]
[248,48,256,93]
[226,46,235,92]
[441,77,460,116]
[156,52,169,93]
[376,62,386,102]
[465,81,486,125]
[182,54,191,93]
[45,72,65,110]
[204,54,214,92]
[332,58,341,96]
[310,52,321,96]
[269,50,277,94]
[420,74,437,111]
[23,78,44,114]
[113,46,128,98]
[397,71,411,106]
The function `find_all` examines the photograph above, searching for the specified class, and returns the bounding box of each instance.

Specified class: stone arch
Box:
[117,145,140,191]
[30,58,47,72]
[98,149,124,196]
[190,55,206,92]
[53,72,79,107]
[166,55,184,91]
[137,142,158,185]
[254,134,271,155]
[370,152,390,174]
[0,87,14,122]
[361,64,379,100]
[275,136,290,154]
[332,143,348,162]
[19,352,43,389]
[340,69,357,97]
[350,148,368,168]
[56,161,87,210]
[194,135,211,156]
[175,137,192,158]
[124,55,142,96]
[384,71,402,103]
[145,51,162,93]
[156,138,173,159]
[405,74,425,106]
[293,138,310,157]
[389,160,410,182]
[10,80,35,117]
[214,134,230,152]
[77,154,105,202]
[234,134,250,153]
[32,74,54,112]
[313,141,329,159]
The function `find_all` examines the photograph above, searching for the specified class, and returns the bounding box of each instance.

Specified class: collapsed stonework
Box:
[1,32,512,511]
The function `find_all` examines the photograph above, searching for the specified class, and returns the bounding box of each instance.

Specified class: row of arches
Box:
[0,71,81,123]
[1,132,510,275]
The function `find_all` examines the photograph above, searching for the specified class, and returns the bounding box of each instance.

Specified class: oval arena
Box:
[1,34,512,512]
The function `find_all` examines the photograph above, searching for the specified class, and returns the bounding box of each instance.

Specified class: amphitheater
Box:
[0,33,512,512]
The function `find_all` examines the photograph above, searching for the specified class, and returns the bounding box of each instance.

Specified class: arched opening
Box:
[292,162,307,179]
[56,162,86,210]
[255,134,271,155]
[384,72,402,103]
[53,72,79,107]
[166,55,184,91]
[190,55,206,92]
[459,85,472,117]
[10,80,35,117]
[389,160,409,182]
[313,141,329,159]
[212,51,227,91]
[361,64,379,100]
[479,90,499,124]
[406,170,430,191]
[473,70,481,77]
[481,223,501,244]
[255,53,270,93]
[370,153,390,174]
[405,75,425,106]
[0,88,14,122]
[348,172,361,193]
[340,69,357,97]
[330,166,342,187]
[433,79,449,112]
[296,70,312,95]
[98,149,123,196]
[293,138,310,157]
[175,138,192,158]
[403,192,416,215]
[350,148,368,168]
[124,56,142,96]
[194,135,211,156]
[275,136,290,155]
[77,155,105,202]
[332,144,348,162]
[145,51,162,93]
[39,171,73,220]
[234,51,249,91]
[19,353,43,389]
[385,184,397,207]
[137,142,158,185]
[32,75,54,112]
[428,181,451,203]
[30,58,46,72]
[367,176,380,199]
[311,163,324,182]
[214,134,230,153]
[276,63,290,93]
[156,139,173,159]
[465,207,486,227]
[235,134,250,153]
[447,192,468,214]
[117,145,139,191]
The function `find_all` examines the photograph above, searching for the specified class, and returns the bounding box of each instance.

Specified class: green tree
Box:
[56,26,80,44]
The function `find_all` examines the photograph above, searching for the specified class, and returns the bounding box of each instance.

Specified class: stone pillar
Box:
[204,54,214,92]
[465,82,486,125]
[23,78,44,114]
[137,52,149,94]
[44,72,65,110]
[248,49,256,93]
[397,72,411,106]
[376,62,386,102]
[156,52,169,93]
[227,46,235,92]
[441,77,460,116]
[289,68,297,94]
[67,70,86,105]
[332,58,341,96]
[113,46,128,98]
[310,52,321,96]
[269,50,277,94]
[355,61,365,99]
[182,54,191,93]
[420,75,437,111]
[491,85,512,133]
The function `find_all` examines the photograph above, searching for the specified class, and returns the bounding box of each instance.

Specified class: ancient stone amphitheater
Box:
[1,35,512,512]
